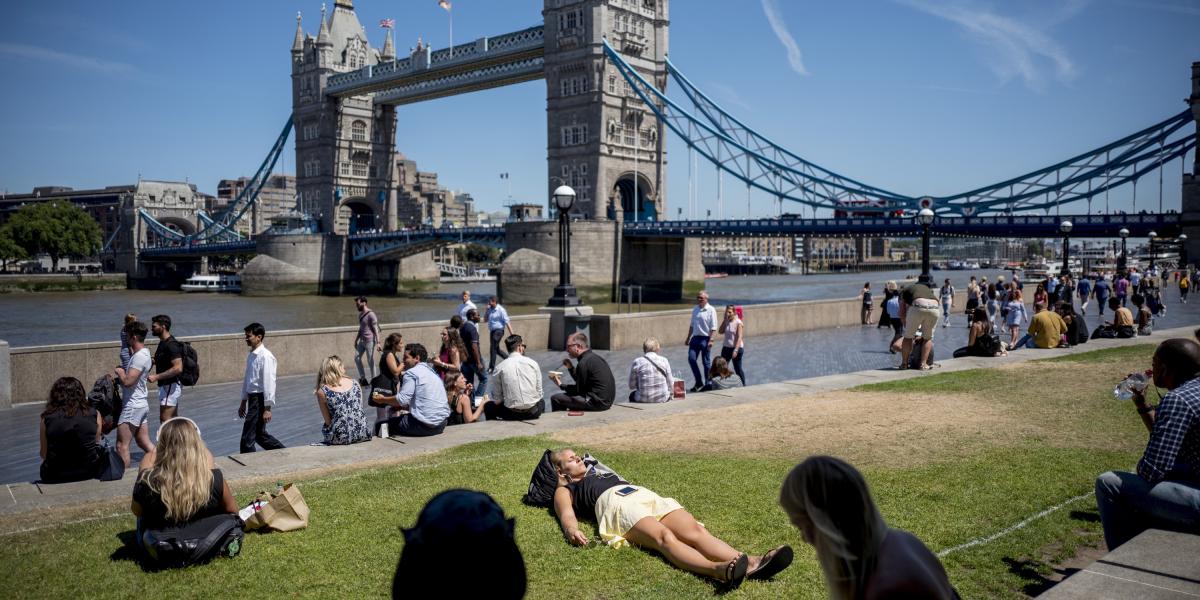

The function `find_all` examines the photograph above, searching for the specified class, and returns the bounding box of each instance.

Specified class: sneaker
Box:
[359,378,369,386]
[689,384,704,393]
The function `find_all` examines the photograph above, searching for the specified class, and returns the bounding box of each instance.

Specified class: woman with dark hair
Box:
[40,377,108,483]
[859,282,874,325]
[132,417,238,548]
[702,357,742,391]
[432,327,467,380]
[953,308,1006,358]
[1033,282,1048,307]
[780,456,959,600]
[445,372,486,425]
[373,332,405,422]
[393,489,526,599]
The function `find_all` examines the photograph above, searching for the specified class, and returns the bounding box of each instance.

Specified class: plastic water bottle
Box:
[1114,372,1150,400]
[379,422,389,438]
[274,481,284,496]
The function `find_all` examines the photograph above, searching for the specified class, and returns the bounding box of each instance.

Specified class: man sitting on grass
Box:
[1095,338,1200,549]
[550,448,793,589]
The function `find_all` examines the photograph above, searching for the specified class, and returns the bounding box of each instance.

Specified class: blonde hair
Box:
[124,313,137,325]
[550,447,574,470]
[317,355,347,389]
[143,418,213,523]
[779,456,887,600]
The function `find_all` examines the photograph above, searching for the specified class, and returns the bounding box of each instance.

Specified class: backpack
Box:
[140,513,244,569]
[522,451,624,508]
[177,341,200,386]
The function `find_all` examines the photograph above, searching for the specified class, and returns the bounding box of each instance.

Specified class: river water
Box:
[0,268,1013,347]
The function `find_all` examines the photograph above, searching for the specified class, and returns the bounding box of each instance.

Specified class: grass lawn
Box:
[0,344,1158,598]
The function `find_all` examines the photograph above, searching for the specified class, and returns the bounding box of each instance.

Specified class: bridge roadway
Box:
[3,285,1197,485]
[136,211,1187,261]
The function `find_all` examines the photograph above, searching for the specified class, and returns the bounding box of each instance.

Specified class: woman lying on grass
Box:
[550,448,792,589]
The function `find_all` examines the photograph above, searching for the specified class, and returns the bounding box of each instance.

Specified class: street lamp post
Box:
[1117,227,1130,278]
[1147,230,1158,273]
[1179,234,1189,270]
[547,185,580,307]
[1059,220,1073,277]
[916,208,935,286]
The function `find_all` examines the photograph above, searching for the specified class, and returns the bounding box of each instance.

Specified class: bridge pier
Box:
[499,220,703,305]
[241,233,438,296]
[1184,61,1200,268]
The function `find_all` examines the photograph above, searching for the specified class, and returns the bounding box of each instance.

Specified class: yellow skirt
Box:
[595,485,684,549]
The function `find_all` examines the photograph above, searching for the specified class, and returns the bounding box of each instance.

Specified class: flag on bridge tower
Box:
[379,18,395,29]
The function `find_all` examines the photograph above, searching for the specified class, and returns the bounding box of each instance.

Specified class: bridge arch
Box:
[338,196,381,234]
[612,173,656,221]
[144,216,196,246]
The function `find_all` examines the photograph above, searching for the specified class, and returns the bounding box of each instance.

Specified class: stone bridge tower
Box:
[292,0,398,235]
[1183,61,1200,267]
[543,0,669,221]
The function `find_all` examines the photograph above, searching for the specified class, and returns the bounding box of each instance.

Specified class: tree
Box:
[6,200,102,271]
[0,226,26,271]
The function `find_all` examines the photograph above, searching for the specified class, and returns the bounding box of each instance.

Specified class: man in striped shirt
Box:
[1095,338,1200,549]
[628,337,674,403]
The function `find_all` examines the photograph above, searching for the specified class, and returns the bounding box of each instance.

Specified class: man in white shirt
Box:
[113,320,156,467]
[484,334,544,420]
[239,322,285,453]
[485,296,515,371]
[684,290,718,392]
[629,337,674,403]
[456,290,477,321]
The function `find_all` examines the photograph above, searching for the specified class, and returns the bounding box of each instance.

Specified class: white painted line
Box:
[937,492,1095,558]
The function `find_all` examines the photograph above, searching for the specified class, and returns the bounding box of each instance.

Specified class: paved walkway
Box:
[2,323,1195,518]
[4,292,1197,485]
[1038,529,1200,599]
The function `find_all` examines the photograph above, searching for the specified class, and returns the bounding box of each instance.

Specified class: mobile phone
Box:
[614,486,638,496]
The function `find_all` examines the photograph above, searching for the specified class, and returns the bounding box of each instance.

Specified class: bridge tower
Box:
[292,1,397,235]
[543,0,669,221]
[1184,61,1200,267]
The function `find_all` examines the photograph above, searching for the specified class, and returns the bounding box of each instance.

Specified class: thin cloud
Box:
[897,0,1077,90]
[760,0,809,76]
[0,42,137,75]
[1112,0,1200,16]
[705,82,754,112]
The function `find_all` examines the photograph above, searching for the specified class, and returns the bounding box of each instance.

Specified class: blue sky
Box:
[0,0,1196,219]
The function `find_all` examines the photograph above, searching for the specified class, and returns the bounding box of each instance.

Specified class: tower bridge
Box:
[121,0,1199,299]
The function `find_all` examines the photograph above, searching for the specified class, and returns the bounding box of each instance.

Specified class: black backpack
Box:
[177,341,200,386]
[140,513,244,569]
[522,451,624,508]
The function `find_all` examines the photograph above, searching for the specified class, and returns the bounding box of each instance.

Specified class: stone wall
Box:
[502,220,619,303]
[6,314,550,406]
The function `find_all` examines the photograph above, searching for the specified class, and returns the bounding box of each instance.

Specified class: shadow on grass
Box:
[1069,509,1101,523]
[1002,556,1082,597]
[109,530,166,573]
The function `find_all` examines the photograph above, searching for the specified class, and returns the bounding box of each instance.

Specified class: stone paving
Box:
[2,288,1197,487]
[2,323,1195,517]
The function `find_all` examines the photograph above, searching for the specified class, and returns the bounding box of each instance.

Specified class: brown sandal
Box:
[748,545,793,580]
[721,554,749,589]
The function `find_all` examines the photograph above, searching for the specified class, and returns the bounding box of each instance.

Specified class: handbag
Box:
[97,443,126,481]
[243,483,310,532]
[141,513,244,568]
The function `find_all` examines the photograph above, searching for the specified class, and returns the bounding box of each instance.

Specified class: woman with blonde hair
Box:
[315,355,372,445]
[131,417,238,545]
[779,456,958,599]
[551,448,793,589]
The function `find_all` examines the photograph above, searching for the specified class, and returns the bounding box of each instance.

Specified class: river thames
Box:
[0,268,1014,347]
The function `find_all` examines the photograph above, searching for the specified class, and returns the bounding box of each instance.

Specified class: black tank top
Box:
[567,470,629,518]
[41,408,103,483]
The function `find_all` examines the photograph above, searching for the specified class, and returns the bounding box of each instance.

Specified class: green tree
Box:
[0,226,27,271]
[6,200,102,271]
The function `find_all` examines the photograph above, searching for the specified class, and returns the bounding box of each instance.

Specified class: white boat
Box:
[180,274,241,293]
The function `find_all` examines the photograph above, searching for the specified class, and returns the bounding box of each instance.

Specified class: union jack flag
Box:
[379,18,395,29]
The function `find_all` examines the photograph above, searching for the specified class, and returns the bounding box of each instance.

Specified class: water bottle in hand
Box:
[1114,371,1151,400]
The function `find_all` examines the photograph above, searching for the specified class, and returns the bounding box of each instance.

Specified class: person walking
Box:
[485,296,514,372]
[1004,288,1029,350]
[353,297,382,386]
[456,290,477,320]
[119,313,137,368]
[147,315,184,423]
[1077,273,1093,313]
[458,310,487,397]
[113,321,155,468]
[965,277,979,317]
[238,322,284,453]
[1094,274,1112,316]
[684,291,718,392]
[939,278,955,328]
[718,305,746,386]
[1181,272,1190,303]
[877,281,896,330]
[859,282,874,325]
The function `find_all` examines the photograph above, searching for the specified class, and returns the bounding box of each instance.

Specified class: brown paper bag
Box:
[244,483,310,532]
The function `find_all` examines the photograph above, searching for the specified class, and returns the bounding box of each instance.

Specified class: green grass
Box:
[0,345,1158,598]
